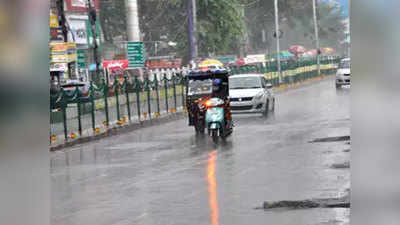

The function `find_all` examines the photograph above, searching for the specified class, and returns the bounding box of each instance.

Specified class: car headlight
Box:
[254,92,264,100]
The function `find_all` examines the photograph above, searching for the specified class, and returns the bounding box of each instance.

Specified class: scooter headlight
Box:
[205,98,224,107]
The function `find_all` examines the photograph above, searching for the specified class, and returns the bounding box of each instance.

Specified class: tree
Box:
[138,0,245,62]
[99,0,127,43]
[244,0,346,53]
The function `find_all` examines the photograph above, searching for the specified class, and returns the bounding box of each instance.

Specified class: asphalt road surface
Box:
[51,77,350,225]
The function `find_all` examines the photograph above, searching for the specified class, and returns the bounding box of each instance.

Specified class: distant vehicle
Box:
[61,81,92,97]
[229,74,275,115]
[336,58,350,88]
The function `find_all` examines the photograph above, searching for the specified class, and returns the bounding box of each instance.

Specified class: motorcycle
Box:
[204,97,232,144]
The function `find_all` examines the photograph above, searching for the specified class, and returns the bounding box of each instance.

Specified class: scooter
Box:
[204,98,232,144]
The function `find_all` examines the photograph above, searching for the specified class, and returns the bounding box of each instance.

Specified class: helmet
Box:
[212,79,222,92]
[213,79,222,86]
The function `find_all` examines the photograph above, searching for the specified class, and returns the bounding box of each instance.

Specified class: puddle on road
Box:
[207,150,219,225]
[256,191,350,210]
[331,161,350,169]
[309,136,350,143]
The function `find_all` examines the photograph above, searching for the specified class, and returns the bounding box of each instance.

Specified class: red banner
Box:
[65,0,99,12]
[146,59,182,69]
[102,60,129,73]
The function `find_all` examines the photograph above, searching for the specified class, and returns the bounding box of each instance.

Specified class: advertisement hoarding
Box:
[65,0,99,12]
[145,59,182,69]
[50,42,77,63]
[67,15,89,45]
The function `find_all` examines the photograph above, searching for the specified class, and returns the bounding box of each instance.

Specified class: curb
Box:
[273,74,333,94]
[50,111,186,151]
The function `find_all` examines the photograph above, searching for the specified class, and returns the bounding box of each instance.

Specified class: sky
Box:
[323,0,349,18]
[337,0,349,17]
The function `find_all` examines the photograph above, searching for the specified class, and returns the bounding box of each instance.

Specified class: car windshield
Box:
[229,77,262,89]
[188,79,213,95]
[339,60,350,69]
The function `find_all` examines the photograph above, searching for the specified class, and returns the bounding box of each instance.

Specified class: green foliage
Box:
[245,0,346,53]
[138,0,245,62]
[99,0,346,60]
[197,0,244,57]
[99,0,127,43]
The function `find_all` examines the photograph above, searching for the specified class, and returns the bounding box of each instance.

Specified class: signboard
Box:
[66,0,99,12]
[69,18,89,45]
[77,50,86,68]
[145,59,182,69]
[50,28,64,41]
[244,54,265,64]
[66,15,93,46]
[50,42,77,63]
[103,60,129,72]
[127,41,145,68]
[50,13,59,28]
[50,63,68,72]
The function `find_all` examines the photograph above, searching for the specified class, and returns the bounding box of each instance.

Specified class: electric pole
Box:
[187,0,198,64]
[56,0,68,42]
[312,0,321,75]
[88,0,101,79]
[125,0,141,41]
[274,0,282,84]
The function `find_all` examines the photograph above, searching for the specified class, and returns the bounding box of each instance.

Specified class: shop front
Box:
[50,42,78,86]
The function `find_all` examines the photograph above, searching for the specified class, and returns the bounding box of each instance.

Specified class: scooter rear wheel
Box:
[211,130,219,144]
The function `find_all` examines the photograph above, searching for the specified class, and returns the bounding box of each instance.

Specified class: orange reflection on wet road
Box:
[207,150,219,225]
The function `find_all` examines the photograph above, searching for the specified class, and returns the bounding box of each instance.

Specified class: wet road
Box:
[51,77,350,225]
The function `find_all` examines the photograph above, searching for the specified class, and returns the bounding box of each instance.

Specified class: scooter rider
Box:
[211,79,232,129]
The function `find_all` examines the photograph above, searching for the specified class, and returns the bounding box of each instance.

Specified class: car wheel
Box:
[271,98,275,112]
[263,100,269,116]
[336,83,341,89]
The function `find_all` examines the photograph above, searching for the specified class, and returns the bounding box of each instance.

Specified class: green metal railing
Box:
[50,72,187,141]
[50,56,340,142]
[228,56,340,85]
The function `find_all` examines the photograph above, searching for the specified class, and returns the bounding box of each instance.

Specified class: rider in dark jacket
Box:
[211,79,232,130]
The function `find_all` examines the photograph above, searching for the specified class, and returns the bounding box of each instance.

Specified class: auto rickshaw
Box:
[186,69,233,143]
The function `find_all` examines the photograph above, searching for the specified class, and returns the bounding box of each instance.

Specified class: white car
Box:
[336,58,351,88]
[229,74,275,115]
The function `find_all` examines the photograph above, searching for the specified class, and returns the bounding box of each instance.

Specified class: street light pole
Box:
[88,0,100,79]
[187,0,198,63]
[312,0,321,75]
[274,0,282,84]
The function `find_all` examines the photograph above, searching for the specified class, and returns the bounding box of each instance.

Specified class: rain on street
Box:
[51,76,350,225]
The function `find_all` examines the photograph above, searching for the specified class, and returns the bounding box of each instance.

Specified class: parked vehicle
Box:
[60,80,100,98]
[336,58,351,88]
[229,74,275,115]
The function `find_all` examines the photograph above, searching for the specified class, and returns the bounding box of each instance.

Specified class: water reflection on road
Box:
[207,150,219,225]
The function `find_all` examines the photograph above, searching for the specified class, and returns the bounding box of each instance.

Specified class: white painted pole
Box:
[125,0,140,41]
[274,0,282,83]
[312,0,321,75]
